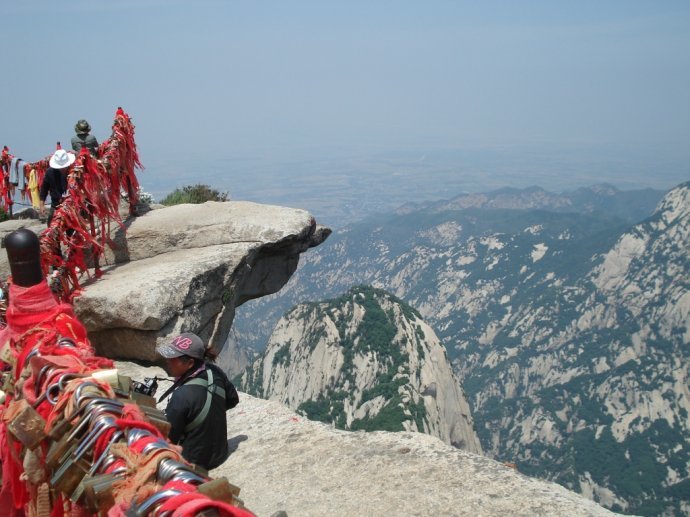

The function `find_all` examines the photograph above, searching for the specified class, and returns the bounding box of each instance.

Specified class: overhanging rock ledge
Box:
[61,200,330,361]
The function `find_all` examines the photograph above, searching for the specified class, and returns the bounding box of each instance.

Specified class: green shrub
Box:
[350,399,407,432]
[272,343,291,367]
[160,184,228,205]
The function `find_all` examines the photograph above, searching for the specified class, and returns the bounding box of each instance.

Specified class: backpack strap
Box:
[183,368,226,433]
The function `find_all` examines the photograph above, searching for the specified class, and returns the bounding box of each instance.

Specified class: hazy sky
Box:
[2,1,689,195]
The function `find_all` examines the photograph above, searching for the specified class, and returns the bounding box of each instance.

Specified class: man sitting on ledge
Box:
[156,332,239,470]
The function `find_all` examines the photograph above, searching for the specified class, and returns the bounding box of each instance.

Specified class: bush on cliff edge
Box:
[160,184,229,206]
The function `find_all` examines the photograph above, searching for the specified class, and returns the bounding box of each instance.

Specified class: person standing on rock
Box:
[39,147,76,226]
[71,119,99,156]
[156,332,239,470]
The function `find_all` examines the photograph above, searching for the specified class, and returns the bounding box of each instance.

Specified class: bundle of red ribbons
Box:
[0,109,255,515]
[0,269,253,516]
[1,108,142,301]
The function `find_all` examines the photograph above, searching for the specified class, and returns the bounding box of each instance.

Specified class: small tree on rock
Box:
[160,184,229,206]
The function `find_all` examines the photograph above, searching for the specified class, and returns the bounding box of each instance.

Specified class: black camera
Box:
[131,377,158,397]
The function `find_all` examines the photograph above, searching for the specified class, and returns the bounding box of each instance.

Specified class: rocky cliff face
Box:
[454,183,690,514]
[241,286,482,453]
[233,182,689,514]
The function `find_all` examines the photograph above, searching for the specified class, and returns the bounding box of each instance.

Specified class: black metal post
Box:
[5,228,43,287]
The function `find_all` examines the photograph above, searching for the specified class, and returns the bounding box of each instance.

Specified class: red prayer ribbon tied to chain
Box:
[43,108,143,301]
[0,110,256,515]
[1,108,143,302]
[0,281,254,516]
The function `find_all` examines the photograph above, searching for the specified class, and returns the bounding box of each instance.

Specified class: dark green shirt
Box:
[71,134,99,156]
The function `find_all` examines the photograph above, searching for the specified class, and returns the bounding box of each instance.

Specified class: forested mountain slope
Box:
[240,286,482,453]
[233,182,688,514]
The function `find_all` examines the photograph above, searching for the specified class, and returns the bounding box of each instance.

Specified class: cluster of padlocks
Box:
[0,230,253,516]
[3,341,251,515]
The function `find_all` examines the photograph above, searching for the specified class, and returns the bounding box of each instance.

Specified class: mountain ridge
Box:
[395,184,666,223]
[240,285,482,453]
[232,181,689,514]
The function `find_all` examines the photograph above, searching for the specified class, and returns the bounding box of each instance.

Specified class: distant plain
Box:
[141,145,687,228]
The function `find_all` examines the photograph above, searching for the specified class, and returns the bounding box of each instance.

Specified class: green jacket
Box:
[71,133,99,156]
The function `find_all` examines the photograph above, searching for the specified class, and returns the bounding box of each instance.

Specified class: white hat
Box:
[49,149,76,169]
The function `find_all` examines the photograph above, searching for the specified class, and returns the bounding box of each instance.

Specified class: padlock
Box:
[138,404,165,420]
[82,472,122,514]
[0,340,15,365]
[89,430,125,477]
[51,417,115,497]
[7,399,47,450]
[1,371,14,394]
[46,431,78,470]
[50,456,91,496]
[71,430,125,503]
[197,476,241,505]
[142,412,171,438]
[46,408,94,469]
[48,414,73,441]
[89,368,120,387]
[70,476,88,504]
[73,380,111,407]
[114,374,131,398]
[70,416,117,463]
[130,390,157,408]
[23,447,47,485]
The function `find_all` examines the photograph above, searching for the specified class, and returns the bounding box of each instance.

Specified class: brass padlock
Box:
[72,429,125,503]
[138,404,165,420]
[53,415,119,497]
[48,415,73,441]
[141,412,170,437]
[46,409,93,469]
[112,374,131,399]
[46,433,78,470]
[82,472,122,514]
[50,456,90,496]
[130,390,157,408]
[7,399,47,450]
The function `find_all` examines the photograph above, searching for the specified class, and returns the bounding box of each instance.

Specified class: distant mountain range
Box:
[232,182,688,514]
[234,183,666,353]
[396,183,664,223]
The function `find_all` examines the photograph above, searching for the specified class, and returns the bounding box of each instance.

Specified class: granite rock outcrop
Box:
[0,201,330,361]
[117,360,615,517]
[241,286,482,453]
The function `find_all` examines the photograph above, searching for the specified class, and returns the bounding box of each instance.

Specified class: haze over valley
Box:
[142,145,683,229]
